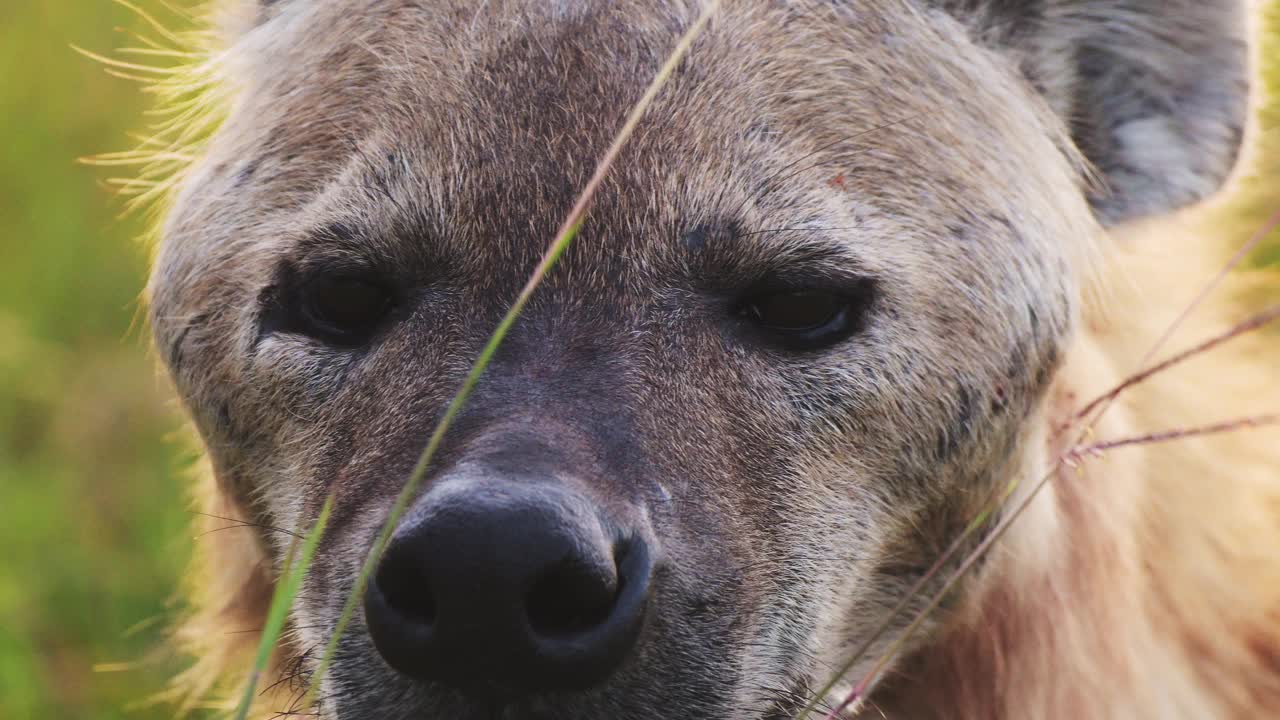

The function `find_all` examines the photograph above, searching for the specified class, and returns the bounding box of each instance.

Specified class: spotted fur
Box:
[144,1,1278,718]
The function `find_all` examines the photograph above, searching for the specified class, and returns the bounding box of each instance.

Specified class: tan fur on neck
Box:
[883,214,1280,719]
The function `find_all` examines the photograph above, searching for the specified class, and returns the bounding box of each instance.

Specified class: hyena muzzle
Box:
[148,1,1258,718]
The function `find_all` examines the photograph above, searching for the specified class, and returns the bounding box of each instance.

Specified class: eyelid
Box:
[297,258,383,281]
[744,270,876,297]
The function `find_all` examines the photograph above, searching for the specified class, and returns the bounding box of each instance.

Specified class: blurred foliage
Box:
[1232,0,1280,267]
[0,2,1275,720]
[0,3,200,719]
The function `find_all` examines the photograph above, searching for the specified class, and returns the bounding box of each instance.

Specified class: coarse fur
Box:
[130,0,1279,718]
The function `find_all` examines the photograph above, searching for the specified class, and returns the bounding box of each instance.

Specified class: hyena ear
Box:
[933,0,1251,225]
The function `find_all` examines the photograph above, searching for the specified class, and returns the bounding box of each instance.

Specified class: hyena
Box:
[142,0,1280,718]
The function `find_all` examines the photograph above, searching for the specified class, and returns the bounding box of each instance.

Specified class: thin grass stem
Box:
[806,212,1280,717]
[1074,302,1280,421]
[232,496,334,720]
[296,2,723,711]
[825,411,1280,718]
[1074,414,1279,457]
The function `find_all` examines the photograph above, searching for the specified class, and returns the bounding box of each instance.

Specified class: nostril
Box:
[525,554,619,637]
[377,552,436,626]
[365,487,654,695]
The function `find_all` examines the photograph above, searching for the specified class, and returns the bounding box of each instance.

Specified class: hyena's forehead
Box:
[155,0,1097,435]
[216,1,1093,299]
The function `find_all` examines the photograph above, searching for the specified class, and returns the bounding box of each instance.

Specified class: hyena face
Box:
[149,1,1246,717]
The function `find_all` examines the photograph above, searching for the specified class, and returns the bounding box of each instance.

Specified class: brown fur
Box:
[133,1,1279,718]
[882,219,1280,719]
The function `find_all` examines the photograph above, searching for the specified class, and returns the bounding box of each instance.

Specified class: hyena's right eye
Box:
[734,276,877,352]
[262,269,397,347]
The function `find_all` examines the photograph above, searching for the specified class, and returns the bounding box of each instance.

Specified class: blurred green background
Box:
[2,3,201,719]
[0,2,1275,720]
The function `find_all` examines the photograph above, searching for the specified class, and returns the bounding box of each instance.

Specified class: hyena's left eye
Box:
[737,279,875,351]
[297,274,395,346]
[262,267,398,348]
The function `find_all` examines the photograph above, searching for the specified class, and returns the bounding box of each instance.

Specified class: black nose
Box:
[363,482,652,696]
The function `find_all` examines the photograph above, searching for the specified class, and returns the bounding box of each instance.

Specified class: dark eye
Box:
[257,269,396,348]
[738,282,874,351]
[277,273,395,346]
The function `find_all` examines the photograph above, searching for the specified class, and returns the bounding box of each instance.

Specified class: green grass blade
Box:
[297,218,584,710]
[300,1,722,711]
[792,479,1012,719]
[231,495,334,720]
